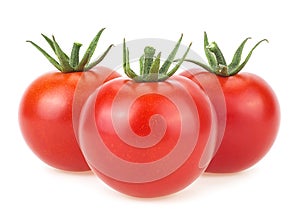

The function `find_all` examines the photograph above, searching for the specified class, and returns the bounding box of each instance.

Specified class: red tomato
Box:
[79,75,217,197]
[181,69,280,173]
[19,66,120,171]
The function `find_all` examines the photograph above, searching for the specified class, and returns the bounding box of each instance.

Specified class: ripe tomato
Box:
[19,29,120,171]
[19,66,120,171]
[181,70,280,173]
[181,32,280,173]
[79,75,217,197]
[78,37,218,197]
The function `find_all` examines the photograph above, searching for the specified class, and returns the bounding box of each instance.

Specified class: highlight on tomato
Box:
[19,28,120,171]
[78,35,218,198]
[180,32,280,173]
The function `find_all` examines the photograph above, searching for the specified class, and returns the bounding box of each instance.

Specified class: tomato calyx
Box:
[184,32,268,77]
[123,34,192,82]
[26,28,113,73]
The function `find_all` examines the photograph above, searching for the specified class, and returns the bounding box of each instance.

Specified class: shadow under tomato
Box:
[44,166,94,177]
[154,167,260,202]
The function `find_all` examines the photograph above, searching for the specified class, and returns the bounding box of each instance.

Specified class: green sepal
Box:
[228,37,251,72]
[75,28,105,71]
[84,44,114,71]
[41,34,69,61]
[149,52,161,74]
[159,34,183,75]
[228,39,268,75]
[139,55,145,75]
[184,32,268,77]
[52,36,74,72]
[123,35,191,82]
[123,39,138,79]
[165,42,192,78]
[27,28,111,73]
[26,40,62,71]
[40,34,56,55]
[181,58,212,72]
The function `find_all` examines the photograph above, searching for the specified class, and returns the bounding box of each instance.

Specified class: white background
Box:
[1,0,299,218]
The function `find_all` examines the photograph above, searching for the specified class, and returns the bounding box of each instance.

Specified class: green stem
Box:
[69,42,82,68]
[143,46,156,75]
[204,32,217,72]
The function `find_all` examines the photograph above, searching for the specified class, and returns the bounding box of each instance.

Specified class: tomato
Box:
[19,29,120,171]
[181,32,280,173]
[79,76,217,197]
[19,67,120,171]
[78,36,218,197]
[181,70,280,173]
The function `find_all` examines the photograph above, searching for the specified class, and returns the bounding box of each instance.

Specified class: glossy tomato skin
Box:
[79,75,217,197]
[181,70,280,173]
[19,66,120,171]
